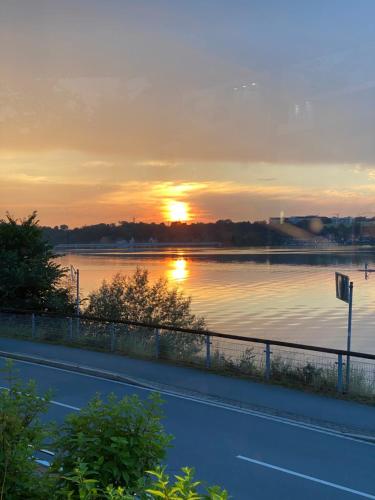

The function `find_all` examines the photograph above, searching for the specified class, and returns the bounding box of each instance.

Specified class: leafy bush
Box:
[63,463,229,499]
[52,392,172,493]
[84,268,206,361]
[146,466,229,500]
[0,361,52,499]
[85,268,205,330]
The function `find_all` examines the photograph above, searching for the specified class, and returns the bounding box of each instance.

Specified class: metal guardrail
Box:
[1,308,375,396]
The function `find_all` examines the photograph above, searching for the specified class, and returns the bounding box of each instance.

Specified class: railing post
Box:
[265,343,271,380]
[68,317,73,341]
[205,334,211,369]
[155,328,160,358]
[110,323,115,352]
[337,353,343,393]
[31,313,36,339]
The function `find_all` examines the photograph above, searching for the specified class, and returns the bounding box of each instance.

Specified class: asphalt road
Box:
[1,358,375,500]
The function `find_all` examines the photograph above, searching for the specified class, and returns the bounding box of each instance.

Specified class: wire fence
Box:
[1,309,375,398]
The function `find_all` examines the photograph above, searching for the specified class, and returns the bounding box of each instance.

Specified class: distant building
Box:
[330,216,353,226]
[360,220,375,238]
[287,215,320,225]
[269,217,284,225]
[269,215,320,225]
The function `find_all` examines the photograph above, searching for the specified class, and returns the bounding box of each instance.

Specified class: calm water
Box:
[58,247,375,354]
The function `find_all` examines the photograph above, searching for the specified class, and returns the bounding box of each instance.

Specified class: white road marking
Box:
[50,399,80,411]
[1,356,375,447]
[36,459,50,467]
[0,384,80,411]
[237,455,375,499]
[40,448,55,456]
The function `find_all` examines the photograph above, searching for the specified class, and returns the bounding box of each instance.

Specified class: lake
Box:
[58,247,375,354]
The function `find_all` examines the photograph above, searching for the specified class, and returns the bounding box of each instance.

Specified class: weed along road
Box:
[1,358,375,500]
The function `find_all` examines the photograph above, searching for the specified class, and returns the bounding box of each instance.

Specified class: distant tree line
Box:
[42,217,375,246]
[43,220,292,246]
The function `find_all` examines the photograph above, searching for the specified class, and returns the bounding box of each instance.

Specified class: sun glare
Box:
[166,200,190,222]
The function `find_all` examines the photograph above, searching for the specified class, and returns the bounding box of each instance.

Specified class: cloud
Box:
[256,177,277,182]
[3,172,375,226]
[4,173,49,184]
[136,160,181,168]
[1,2,375,165]
[81,160,114,168]
[1,1,375,225]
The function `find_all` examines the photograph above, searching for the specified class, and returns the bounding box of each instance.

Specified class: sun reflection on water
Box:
[167,258,189,281]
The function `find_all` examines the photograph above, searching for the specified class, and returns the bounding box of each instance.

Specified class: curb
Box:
[343,433,375,444]
[0,349,155,390]
[1,348,375,444]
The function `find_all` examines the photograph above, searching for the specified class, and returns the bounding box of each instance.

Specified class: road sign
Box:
[335,272,350,303]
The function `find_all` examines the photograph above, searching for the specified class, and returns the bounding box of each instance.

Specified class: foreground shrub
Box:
[52,393,172,493]
[146,466,229,499]
[63,463,229,499]
[0,361,52,499]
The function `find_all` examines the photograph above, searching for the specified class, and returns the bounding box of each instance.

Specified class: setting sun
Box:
[166,200,190,222]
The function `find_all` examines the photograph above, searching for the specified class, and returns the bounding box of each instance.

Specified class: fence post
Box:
[155,328,160,359]
[110,323,115,352]
[265,343,271,380]
[205,334,211,369]
[69,317,73,341]
[337,353,343,393]
[31,313,36,339]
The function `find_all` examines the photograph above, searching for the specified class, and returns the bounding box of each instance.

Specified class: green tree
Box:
[0,212,74,311]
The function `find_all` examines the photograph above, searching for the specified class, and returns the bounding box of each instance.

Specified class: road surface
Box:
[1,357,374,500]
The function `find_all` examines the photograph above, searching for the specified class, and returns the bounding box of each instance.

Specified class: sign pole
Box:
[345,281,353,391]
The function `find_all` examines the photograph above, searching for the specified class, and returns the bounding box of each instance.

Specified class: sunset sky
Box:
[1,0,375,226]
